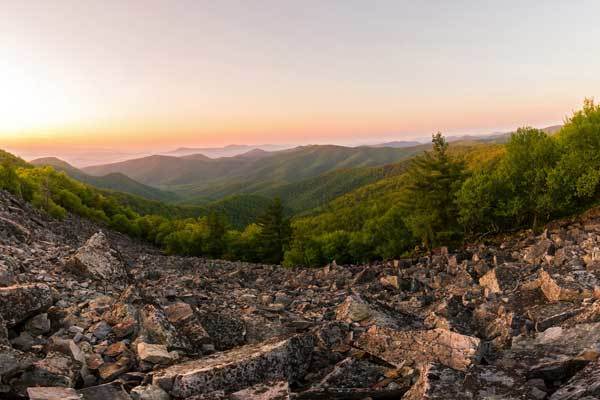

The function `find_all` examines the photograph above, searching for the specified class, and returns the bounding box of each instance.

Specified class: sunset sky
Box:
[2,0,600,158]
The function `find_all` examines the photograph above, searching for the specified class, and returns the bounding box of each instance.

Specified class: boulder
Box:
[17,351,80,388]
[403,363,532,400]
[198,312,245,351]
[335,294,410,330]
[0,215,30,241]
[0,283,54,326]
[512,322,600,365]
[230,380,290,399]
[0,344,35,383]
[139,304,192,352]
[98,355,132,381]
[130,385,171,400]
[523,239,555,264]
[25,312,52,335]
[379,275,399,289]
[27,387,80,400]
[550,358,600,399]
[539,268,598,302]
[78,382,132,400]
[478,264,520,294]
[356,326,482,371]
[65,232,127,281]
[317,357,385,389]
[153,334,314,398]
[164,302,211,349]
[137,342,175,365]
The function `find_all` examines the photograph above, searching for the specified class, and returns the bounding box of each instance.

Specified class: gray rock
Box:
[356,326,482,371]
[130,385,171,400]
[27,387,80,400]
[137,342,175,365]
[65,232,127,281]
[230,380,290,399]
[0,283,54,326]
[153,334,314,398]
[25,312,52,335]
[78,382,132,400]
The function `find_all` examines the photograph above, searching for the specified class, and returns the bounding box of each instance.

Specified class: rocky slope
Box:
[1,189,600,399]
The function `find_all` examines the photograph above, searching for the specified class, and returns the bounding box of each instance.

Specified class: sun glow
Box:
[0,58,76,136]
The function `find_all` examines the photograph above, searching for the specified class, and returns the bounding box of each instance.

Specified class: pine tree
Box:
[205,211,227,257]
[256,197,291,264]
[400,133,466,249]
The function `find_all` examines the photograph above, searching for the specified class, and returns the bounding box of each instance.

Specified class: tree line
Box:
[283,99,600,266]
[1,100,599,267]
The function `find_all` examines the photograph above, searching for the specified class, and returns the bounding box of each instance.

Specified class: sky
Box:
[1,0,600,160]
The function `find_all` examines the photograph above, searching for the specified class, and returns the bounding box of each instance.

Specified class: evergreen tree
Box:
[400,133,466,248]
[257,197,291,264]
[205,211,227,257]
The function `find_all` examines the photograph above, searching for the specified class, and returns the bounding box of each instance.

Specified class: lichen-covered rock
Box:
[198,312,246,351]
[139,305,192,352]
[230,380,289,399]
[0,215,30,241]
[16,351,81,389]
[479,264,520,294]
[356,326,482,371]
[130,385,171,400]
[512,322,600,362]
[0,344,35,383]
[78,382,132,400]
[317,357,385,389]
[539,268,598,302]
[164,302,211,350]
[153,334,314,398]
[550,358,600,399]
[335,294,413,330]
[137,342,175,365]
[403,363,532,400]
[0,283,54,326]
[65,232,127,281]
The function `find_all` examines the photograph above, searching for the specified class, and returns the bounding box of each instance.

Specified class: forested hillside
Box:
[2,100,599,268]
[283,100,600,266]
[31,157,179,202]
[83,144,429,202]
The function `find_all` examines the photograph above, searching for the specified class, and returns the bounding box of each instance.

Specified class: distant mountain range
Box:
[82,144,429,205]
[162,144,291,158]
[370,140,421,148]
[30,157,178,202]
[26,124,563,214]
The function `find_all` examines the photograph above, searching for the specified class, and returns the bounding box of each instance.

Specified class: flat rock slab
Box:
[539,268,598,302]
[27,387,80,400]
[356,326,482,371]
[153,334,314,398]
[512,322,600,361]
[78,382,132,400]
[0,216,30,240]
[403,363,533,400]
[335,294,418,330]
[65,231,127,281]
[230,380,289,399]
[550,358,600,399]
[137,342,175,365]
[0,283,53,326]
[479,264,521,294]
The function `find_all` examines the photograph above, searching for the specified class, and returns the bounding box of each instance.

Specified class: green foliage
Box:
[256,198,292,264]
[458,127,561,232]
[0,160,23,197]
[2,100,600,268]
[400,133,467,248]
[548,99,600,208]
